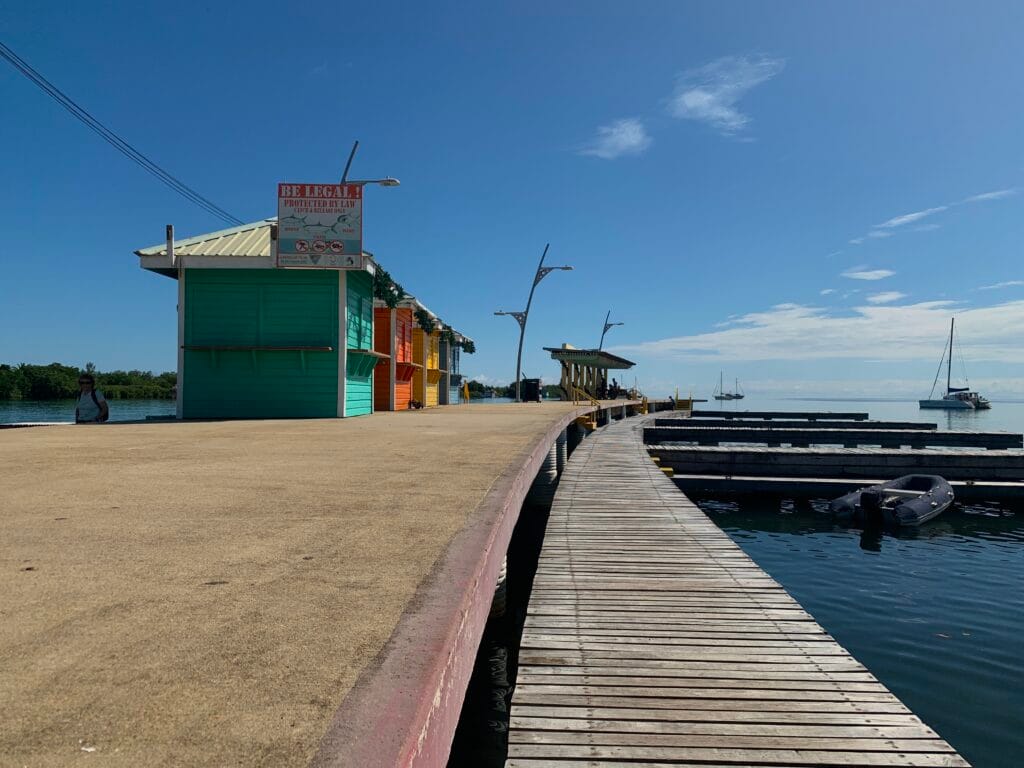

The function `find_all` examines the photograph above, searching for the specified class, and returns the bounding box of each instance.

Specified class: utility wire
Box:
[0,41,243,226]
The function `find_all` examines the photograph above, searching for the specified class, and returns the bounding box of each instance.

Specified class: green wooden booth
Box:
[136,219,382,419]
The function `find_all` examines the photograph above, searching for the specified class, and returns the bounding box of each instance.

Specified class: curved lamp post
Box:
[598,310,624,351]
[340,140,401,186]
[495,243,573,402]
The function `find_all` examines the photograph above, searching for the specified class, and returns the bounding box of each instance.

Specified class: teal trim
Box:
[344,271,374,416]
[183,269,338,418]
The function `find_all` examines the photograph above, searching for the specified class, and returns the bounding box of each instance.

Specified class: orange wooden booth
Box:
[373,302,419,411]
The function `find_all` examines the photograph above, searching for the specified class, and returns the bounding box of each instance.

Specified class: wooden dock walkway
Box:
[507,416,969,767]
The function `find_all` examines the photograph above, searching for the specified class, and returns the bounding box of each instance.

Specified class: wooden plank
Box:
[509,716,939,738]
[509,730,956,752]
[507,744,969,766]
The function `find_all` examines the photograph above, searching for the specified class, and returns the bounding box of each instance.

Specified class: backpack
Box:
[76,389,108,423]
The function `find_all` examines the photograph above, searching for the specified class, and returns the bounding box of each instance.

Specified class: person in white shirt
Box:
[74,374,109,424]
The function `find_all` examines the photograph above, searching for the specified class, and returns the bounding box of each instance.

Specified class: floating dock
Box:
[648,445,1024,482]
[672,473,1024,504]
[691,409,870,420]
[657,417,939,431]
[645,425,1023,449]
[507,416,969,766]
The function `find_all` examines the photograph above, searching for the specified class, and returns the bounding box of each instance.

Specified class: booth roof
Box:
[543,347,635,369]
[137,219,473,343]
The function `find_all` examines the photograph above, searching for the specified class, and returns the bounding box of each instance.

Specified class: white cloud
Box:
[667,55,784,135]
[579,118,651,159]
[820,288,836,295]
[962,188,1018,203]
[866,291,907,304]
[845,187,1018,247]
[842,268,895,281]
[875,206,948,229]
[729,376,1024,398]
[611,299,1024,363]
[464,374,502,385]
[977,280,1024,290]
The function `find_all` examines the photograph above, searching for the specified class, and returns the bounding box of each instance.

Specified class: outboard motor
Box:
[858,489,885,527]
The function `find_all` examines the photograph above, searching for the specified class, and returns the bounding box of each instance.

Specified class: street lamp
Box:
[598,310,624,350]
[339,140,400,186]
[346,177,401,187]
[495,243,573,402]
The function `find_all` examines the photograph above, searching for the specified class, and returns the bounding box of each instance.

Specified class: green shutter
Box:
[183,269,339,418]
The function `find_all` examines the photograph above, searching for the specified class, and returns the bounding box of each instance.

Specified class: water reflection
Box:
[694,492,1024,767]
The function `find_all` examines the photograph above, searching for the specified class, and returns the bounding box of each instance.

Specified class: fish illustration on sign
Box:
[330,212,361,234]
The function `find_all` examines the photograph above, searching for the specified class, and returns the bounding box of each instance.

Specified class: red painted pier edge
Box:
[309,404,605,768]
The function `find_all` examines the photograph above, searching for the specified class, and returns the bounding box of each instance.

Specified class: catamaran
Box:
[713,372,744,401]
[919,318,990,410]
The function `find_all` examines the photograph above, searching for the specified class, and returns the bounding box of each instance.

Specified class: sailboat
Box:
[732,377,745,400]
[919,318,991,410]
[713,372,743,401]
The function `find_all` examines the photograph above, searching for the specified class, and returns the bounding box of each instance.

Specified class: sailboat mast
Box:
[947,318,954,394]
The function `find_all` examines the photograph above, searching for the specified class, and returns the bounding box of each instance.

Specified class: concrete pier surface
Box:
[1,402,632,768]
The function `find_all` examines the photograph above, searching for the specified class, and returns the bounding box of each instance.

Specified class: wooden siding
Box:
[427,330,441,370]
[373,308,414,411]
[345,271,374,417]
[413,328,427,406]
[373,308,391,413]
[183,269,338,419]
[395,309,413,364]
[412,327,441,407]
[394,309,414,410]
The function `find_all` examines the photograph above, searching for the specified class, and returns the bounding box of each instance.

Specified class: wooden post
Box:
[338,271,348,417]
[389,308,397,411]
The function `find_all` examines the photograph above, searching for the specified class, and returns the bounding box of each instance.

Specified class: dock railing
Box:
[570,386,601,431]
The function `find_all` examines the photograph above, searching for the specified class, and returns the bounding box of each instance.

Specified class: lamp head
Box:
[378,177,401,187]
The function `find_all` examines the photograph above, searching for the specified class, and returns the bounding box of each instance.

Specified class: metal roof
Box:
[543,347,635,369]
[136,219,276,258]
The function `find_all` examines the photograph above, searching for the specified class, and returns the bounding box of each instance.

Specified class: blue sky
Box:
[2,1,1023,397]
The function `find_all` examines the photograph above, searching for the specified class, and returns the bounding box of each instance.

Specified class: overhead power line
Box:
[0,41,243,226]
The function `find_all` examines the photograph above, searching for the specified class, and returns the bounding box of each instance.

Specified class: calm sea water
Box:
[0,396,524,423]
[690,397,1024,768]
[0,399,174,423]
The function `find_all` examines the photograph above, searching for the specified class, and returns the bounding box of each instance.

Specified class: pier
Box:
[2,402,637,768]
[507,415,969,767]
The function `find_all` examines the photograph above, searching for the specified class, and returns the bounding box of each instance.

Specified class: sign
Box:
[276,183,363,268]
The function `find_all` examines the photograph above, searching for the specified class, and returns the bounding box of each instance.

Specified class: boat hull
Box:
[919,399,973,409]
[830,475,955,527]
